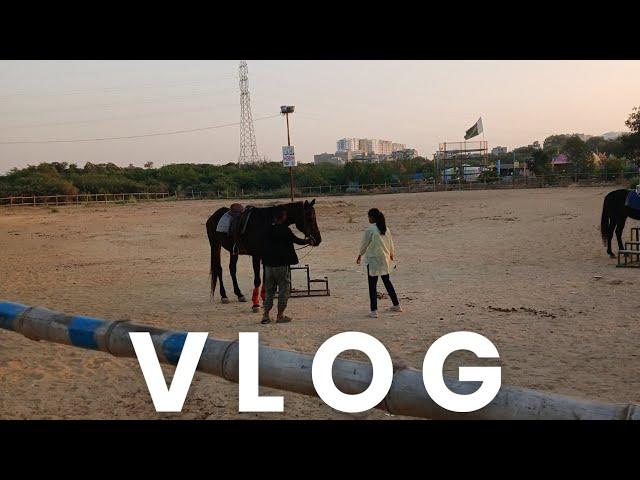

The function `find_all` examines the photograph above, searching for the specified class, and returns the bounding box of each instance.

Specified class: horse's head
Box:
[292,199,322,246]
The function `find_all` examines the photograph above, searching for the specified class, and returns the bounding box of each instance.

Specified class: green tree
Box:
[622,106,640,163]
[563,136,594,176]
[543,134,573,153]
[477,170,500,183]
[527,149,552,177]
[625,106,640,133]
[601,155,626,179]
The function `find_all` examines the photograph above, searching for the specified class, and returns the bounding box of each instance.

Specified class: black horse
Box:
[205,200,321,310]
[600,188,640,257]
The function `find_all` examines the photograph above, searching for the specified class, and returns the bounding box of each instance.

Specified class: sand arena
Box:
[1,187,639,419]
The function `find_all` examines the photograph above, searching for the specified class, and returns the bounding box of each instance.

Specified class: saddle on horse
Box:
[227,204,254,254]
[625,189,640,212]
[214,203,254,253]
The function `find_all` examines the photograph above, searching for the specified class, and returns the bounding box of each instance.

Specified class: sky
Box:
[0,60,639,173]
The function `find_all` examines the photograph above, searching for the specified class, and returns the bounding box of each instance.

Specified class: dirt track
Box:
[1,187,639,419]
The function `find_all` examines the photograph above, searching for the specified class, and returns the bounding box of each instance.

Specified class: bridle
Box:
[296,205,317,252]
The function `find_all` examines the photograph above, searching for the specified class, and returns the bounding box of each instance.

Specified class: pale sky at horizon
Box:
[1,60,638,174]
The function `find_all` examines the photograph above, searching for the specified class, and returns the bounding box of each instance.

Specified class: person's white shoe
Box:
[368,310,378,318]
[390,305,403,313]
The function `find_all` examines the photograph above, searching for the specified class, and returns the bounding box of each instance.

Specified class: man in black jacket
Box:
[261,206,314,324]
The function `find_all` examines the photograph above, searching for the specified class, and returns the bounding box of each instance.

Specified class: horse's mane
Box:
[250,201,304,211]
[241,202,304,229]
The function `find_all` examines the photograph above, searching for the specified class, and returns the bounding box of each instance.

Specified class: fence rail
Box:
[2,173,638,208]
[296,172,637,196]
[0,192,170,207]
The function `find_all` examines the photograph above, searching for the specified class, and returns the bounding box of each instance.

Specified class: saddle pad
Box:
[215,211,233,233]
[626,191,640,211]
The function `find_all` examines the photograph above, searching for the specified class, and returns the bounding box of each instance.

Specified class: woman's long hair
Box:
[368,208,387,235]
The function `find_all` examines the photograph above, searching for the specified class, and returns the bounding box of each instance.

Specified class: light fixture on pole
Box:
[280,105,296,202]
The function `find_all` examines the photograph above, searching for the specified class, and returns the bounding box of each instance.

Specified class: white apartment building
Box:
[378,140,393,155]
[337,137,407,155]
[337,138,359,152]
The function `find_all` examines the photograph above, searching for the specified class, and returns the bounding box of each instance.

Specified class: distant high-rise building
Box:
[377,140,393,155]
[335,137,411,160]
[314,153,345,165]
[337,138,359,152]
[491,146,508,155]
[338,137,407,154]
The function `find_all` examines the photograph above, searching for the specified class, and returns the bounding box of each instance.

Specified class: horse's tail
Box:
[206,214,222,300]
[600,192,613,246]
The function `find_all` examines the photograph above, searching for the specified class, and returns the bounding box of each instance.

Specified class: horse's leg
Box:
[218,250,229,304]
[615,216,627,252]
[260,263,267,301]
[606,217,615,257]
[251,255,262,312]
[229,253,246,302]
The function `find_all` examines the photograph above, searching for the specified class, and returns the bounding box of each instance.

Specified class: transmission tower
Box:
[238,60,260,165]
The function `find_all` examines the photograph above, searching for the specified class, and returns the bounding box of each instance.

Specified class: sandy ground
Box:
[1,187,640,419]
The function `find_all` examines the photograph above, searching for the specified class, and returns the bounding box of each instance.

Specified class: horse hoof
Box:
[238,295,247,302]
[252,305,260,313]
[221,297,230,304]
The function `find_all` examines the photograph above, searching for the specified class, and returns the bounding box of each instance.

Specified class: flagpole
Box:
[483,130,486,168]
[482,117,487,168]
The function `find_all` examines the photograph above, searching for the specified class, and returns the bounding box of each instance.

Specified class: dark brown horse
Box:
[205,200,321,310]
[600,188,640,257]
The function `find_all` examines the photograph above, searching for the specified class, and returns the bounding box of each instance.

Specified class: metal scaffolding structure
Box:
[238,60,260,165]
[436,140,489,185]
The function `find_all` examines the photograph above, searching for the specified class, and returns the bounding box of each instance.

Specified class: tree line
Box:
[0,156,437,198]
[522,106,640,180]
[2,107,639,197]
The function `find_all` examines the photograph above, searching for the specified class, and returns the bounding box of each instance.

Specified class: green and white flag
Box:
[464,117,483,140]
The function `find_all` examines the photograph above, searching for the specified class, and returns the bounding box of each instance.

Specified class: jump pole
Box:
[1,300,639,420]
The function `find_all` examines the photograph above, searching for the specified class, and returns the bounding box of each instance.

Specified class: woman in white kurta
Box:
[356,208,402,317]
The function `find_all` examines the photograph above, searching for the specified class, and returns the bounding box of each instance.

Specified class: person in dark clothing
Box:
[261,206,314,324]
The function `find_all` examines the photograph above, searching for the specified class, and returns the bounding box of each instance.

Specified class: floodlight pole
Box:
[286,112,294,202]
[281,106,295,202]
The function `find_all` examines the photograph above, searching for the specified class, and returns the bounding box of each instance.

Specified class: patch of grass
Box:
[49,207,59,213]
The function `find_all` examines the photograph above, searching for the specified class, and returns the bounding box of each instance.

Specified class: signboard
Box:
[282,146,296,167]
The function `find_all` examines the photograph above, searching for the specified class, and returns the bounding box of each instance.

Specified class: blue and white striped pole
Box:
[1,299,638,420]
[0,300,232,371]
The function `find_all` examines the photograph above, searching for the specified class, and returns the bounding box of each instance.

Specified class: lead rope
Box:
[295,233,316,260]
[297,246,315,261]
